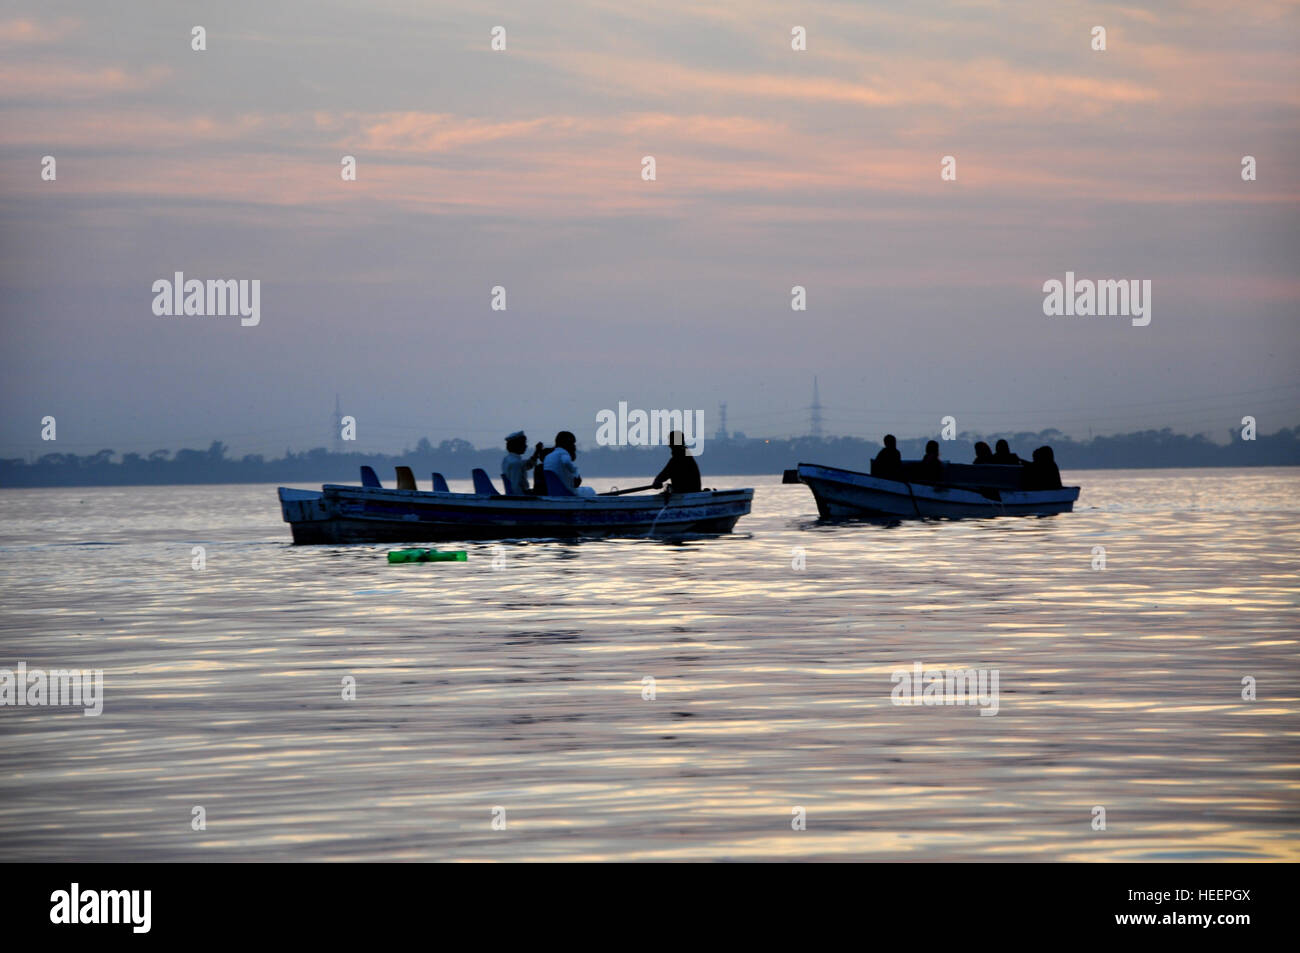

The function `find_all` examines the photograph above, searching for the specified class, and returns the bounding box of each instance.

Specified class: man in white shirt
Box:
[501,430,542,495]
[543,431,596,496]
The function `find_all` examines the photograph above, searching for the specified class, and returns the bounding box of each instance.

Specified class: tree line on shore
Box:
[1,429,1297,488]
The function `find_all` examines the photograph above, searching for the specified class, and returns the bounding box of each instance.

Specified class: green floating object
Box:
[387,548,468,563]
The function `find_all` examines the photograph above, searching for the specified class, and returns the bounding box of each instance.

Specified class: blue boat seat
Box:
[471,468,501,496]
[360,465,382,488]
[543,470,575,496]
[431,472,450,493]
[394,466,417,490]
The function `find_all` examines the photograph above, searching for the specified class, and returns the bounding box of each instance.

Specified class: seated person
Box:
[972,441,994,465]
[543,431,597,497]
[872,434,902,478]
[916,440,944,483]
[990,439,1021,465]
[653,430,702,493]
[500,431,543,494]
[1025,446,1063,490]
[531,446,552,496]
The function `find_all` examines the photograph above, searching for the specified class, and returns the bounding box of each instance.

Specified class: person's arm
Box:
[563,453,581,487]
[652,459,673,487]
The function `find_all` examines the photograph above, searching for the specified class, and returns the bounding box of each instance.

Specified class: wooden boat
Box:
[278,467,753,543]
[793,461,1079,519]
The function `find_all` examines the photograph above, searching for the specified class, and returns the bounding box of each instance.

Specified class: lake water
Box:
[1,469,1297,861]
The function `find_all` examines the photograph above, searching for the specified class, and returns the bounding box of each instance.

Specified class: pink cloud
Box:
[5,105,1294,219]
[536,51,1161,113]
[0,17,80,46]
[0,63,170,100]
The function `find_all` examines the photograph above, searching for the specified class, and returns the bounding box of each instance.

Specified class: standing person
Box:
[543,431,596,497]
[872,434,902,479]
[500,431,543,495]
[652,430,701,494]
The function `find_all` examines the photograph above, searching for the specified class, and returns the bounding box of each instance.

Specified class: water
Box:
[1,469,1297,861]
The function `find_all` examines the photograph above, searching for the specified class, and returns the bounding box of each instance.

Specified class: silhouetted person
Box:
[916,439,944,483]
[501,431,544,495]
[653,430,701,494]
[543,431,596,497]
[1025,446,1063,490]
[872,434,902,479]
[972,441,994,465]
[531,448,551,495]
[990,439,1021,465]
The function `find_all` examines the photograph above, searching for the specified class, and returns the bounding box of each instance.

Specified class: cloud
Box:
[0,63,170,102]
[535,50,1161,114]
[0,16,80,46]
[0,109,268,148]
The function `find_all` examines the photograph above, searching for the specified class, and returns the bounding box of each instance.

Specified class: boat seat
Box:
[360,465,382,488]
[394,466,417,490]
[431,472,450,493]
[946,462,1026,490]
[543,471,575,496]
[471,468,501,496]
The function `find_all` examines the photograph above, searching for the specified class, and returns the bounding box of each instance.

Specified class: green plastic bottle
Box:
[387,548,468,563]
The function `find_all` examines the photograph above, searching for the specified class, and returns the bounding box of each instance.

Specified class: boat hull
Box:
[278,485,754,544]
[796,463,1079,519]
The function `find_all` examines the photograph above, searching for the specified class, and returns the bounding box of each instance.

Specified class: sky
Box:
[1,0,1297,459]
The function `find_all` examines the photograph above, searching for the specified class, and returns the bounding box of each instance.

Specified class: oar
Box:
[599,483,658,497]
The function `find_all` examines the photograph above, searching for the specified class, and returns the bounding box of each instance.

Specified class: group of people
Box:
[500,430,592,497]
[501,429,701,497]
[500,428,1062,497]
[872,435,1062,489]
[971,439,1023,466]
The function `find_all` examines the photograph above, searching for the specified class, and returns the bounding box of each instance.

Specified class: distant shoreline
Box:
[2,463,1296,491]
[2,460,1300,491]
[4,430,1296,489]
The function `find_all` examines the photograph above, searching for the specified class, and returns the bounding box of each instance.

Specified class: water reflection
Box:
[0,469,1297,860]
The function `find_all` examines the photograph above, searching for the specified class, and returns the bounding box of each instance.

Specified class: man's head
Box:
[974,441,991,457]
[554,431,577,455]
[667,430,687,456]
[883,434,897,449]
[995,439,1010,454]
[925,440,940,456]
[505,431,527,454]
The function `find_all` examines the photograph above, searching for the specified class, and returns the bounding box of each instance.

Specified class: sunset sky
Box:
[1,0,1297,458]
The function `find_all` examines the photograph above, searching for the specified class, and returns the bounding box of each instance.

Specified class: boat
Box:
[278,466,754,543]
[792,461,1079,519]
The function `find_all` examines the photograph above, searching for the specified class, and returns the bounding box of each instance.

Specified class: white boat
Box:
[794,462,1079,519]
